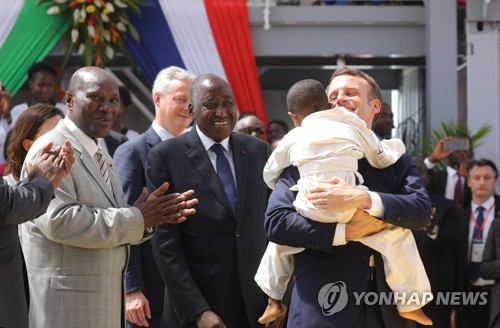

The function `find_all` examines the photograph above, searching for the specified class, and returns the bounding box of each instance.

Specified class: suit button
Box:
[236,231,241,237]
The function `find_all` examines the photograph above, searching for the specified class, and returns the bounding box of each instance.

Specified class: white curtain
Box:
[0,0,25,48]
[158,0,227,78]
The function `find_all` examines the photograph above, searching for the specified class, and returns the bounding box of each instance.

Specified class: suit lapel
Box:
[184,129,234,217]
[145,127,161,149]
[58,121,118,207]
[230,134,248,221]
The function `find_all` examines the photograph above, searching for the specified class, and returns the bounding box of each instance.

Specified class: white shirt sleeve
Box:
[424,157,436,170]
[333,223,346,246]
[366,191,384,218]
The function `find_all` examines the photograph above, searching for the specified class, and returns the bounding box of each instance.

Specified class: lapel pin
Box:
[240,150,246,155]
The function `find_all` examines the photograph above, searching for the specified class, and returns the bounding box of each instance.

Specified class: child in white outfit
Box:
[255,79,432,326]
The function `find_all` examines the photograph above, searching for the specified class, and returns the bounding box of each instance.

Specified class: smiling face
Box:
[66,67,120,140]
[327,74,381,128]
[189,75,237,142]
[155,78,193,136]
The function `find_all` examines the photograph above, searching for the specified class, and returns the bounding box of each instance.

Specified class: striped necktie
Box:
[94,148,112,192]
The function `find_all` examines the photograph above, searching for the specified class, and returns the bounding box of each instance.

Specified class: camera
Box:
[444,137,470,152]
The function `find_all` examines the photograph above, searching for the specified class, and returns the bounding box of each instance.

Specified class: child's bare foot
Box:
[258,297,285,324]
[399,308,433,325]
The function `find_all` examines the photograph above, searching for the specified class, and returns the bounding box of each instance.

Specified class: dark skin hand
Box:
[196,310,226,328]
[428,137,453,164]
[425,206,437,234]
[27,140,75,190]
[133,182,198,228]
[345,209,390,241]
[264,304,287,328]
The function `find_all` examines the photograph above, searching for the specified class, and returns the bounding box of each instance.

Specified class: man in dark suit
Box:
[0,139,74,328]
[424,136,472,210]
[146,74,270,327]
[99,129,128,157]
[413,157,460,328]
[480,194,500,328]
[456,159,499,328]
[114,66,196,328]
[265,67,432,327]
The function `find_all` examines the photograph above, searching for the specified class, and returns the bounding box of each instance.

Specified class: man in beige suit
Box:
[19,66,198,328]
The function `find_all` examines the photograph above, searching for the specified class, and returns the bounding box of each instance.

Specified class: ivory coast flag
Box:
[0,0,70,96]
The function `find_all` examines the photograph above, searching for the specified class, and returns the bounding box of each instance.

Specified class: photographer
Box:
[424,135,473,210]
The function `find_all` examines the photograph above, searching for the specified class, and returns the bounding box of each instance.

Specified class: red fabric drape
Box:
[204,0,268,127]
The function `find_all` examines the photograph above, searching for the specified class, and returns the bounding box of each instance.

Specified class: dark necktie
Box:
[468,206,485,283]
[211,143,238,218]
[454,174,463,208]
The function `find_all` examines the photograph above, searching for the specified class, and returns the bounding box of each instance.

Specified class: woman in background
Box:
[4,104,63,184]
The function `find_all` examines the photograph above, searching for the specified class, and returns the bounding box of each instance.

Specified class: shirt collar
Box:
[151,120,175,141]
[472,196,495,212]
[195,125,231,153]
[446,165,458,177]
[64,117,99,156]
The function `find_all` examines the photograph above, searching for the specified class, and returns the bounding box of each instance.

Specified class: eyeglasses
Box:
[239,127,264,135]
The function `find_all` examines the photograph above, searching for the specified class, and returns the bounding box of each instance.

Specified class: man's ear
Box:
[288,111,300,127]
[65,91,73,110]
[371,98,382,115]
[153,92,161,107]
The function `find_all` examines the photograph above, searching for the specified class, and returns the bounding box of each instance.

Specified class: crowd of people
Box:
[0,62,499,328]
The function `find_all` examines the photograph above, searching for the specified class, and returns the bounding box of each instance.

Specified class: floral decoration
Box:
[38,0,143,67]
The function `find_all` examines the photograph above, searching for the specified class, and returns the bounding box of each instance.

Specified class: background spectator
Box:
[10,62,66,126]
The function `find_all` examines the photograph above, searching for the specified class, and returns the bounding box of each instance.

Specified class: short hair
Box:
[330,67,382,102]
[28,62,56,81]
[238,111,258,121]
[267,119,289,134]
[468,158,498,179]
[152,66,196,102]
[5,104,64,179]
[118,86,131,107]
[287,79,329,116]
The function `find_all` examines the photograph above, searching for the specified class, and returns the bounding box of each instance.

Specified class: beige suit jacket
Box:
[19,119,147,328]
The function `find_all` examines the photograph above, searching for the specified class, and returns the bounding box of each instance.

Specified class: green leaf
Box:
[128,24,140,42]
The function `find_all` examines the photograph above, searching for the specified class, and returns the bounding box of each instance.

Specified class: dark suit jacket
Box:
[481,217,500,327]
[113,127,164,327]
[0,177,54,328]
[427,169,471,209]
[457,196,500,295]
[413,193,460,293]
[104,130,129,157]
[265,156,431,328]
[146,128,270,327]
[413,193,460,327]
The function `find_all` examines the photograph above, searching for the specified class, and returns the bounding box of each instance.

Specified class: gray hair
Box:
[151,66,196,101]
